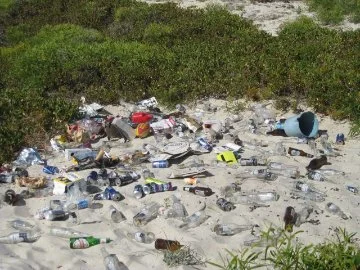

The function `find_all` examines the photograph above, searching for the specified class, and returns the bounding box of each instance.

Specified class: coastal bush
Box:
[307,0,360,24]
[0,0,359,163]
[210,227,360,269]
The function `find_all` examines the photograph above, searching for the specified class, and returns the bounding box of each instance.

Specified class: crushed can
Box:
[216,198,235,212]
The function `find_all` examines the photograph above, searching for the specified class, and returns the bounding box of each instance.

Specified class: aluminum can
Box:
[152,160,169,168]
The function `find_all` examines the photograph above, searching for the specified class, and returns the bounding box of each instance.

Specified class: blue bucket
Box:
[278,112,319,138]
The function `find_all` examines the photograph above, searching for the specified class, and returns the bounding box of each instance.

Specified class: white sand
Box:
[0,98,359,269]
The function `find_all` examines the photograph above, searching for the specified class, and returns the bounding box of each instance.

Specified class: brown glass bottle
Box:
[154,239,182,251]
[288,147,314,158]
[283,206,297,232]
[183,186,212,197]
[306,155,330,170]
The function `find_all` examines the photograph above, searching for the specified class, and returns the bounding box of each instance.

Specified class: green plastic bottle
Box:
[70,236,111,249]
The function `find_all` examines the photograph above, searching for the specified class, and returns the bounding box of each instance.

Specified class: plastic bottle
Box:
[70,236,112,249]
[49,227,90,238]
[154,239,182,251]
[308,139,317,156]
[295,206,313,227]
[133,202,161,226]
[239,169,278,181]
[307,171,327,182]
[101,247,129,270]
[110,205,126,223]
[288,147,314,158]
[294,181,325,196]
[183,186,212,197]
[0,232,41,244]
[272,142,287,156]
[239,157,266,166]
[179,206,209,230]
[44,210,68,221]
[213,224,254,236]
[127,231,155,244]
[325,202,348,220]
[228,191,279,205]
[8,219,34,232]
[320,136,339,156]
[292,191,325,202]
[314,169,345,176]
[268,168,300,179]
[216,198,235,211]
[161,196,188,219]
[267,162,298,170]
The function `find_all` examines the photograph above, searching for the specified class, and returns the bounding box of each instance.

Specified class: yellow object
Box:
[216,151,237,165]
[136,122,150,138]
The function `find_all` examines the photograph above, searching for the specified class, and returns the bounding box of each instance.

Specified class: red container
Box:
[131,112,153,124]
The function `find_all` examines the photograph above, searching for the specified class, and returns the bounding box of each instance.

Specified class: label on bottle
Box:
[194,189,206,197]
[72,239,90,249]
[290,150,300,156]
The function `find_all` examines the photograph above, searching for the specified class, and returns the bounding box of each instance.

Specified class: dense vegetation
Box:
[210,227,360,269]
[306,0,360,24]
[0,0,359,163]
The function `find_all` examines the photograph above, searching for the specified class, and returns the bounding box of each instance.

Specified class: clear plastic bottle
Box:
[314,169,345,176]
[8,219,34,231]
[110,205,126,223]
[238,169,278,181]
[228,191,279,205]
[101,247,129,270]
[213,224,253,236]
[307,171,327,182]
[49,227,90,238]
[267,162,298,170]
[133,202,161,226]
[161,195,188,219]
[127,231,155,244]
[292,191,325,202]
[268,168,300,179]
[294,181,325,196]
[272,142,287,156]
[220,183,242,197]
[179,205,209,230]
[326,202,348,220]
[295,206,313,227]
[0,231,41,244]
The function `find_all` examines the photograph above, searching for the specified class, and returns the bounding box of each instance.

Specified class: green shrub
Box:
[211,227,360,269]
[307,0,360,24]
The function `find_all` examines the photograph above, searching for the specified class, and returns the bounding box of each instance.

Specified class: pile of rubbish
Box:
[0,97,356,269]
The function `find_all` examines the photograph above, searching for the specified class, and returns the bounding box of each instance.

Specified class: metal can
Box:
[142,184,151,195]
[104,186,122,201]
[152,160,169,168]
[134,185,144,199]
[162,182,173,192]
[77,199,89,209]
[198,138,213,151]
[216,198,235,212]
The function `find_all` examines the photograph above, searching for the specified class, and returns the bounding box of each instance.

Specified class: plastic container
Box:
[131,112,153,124]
